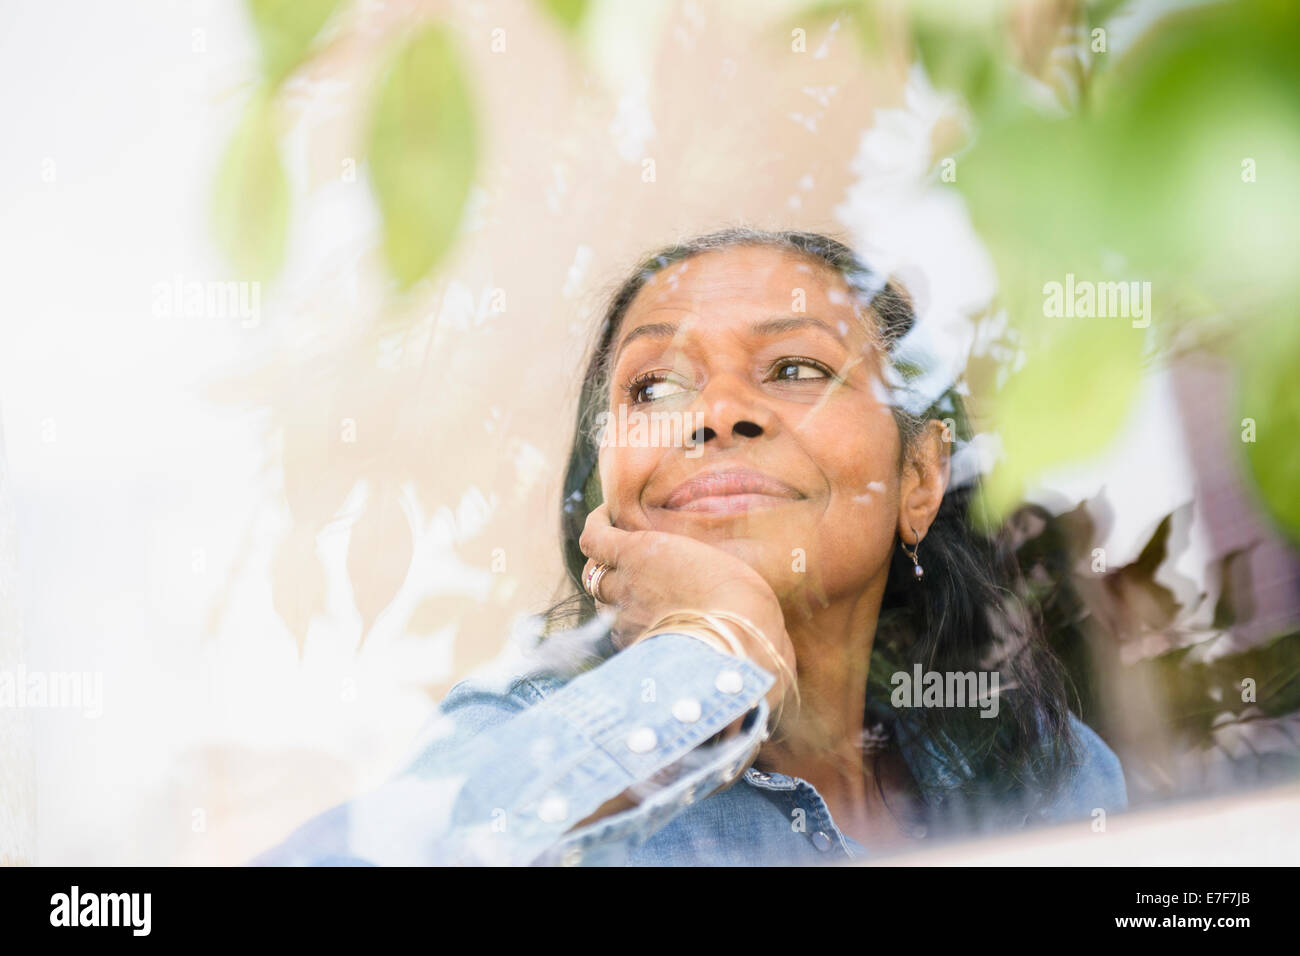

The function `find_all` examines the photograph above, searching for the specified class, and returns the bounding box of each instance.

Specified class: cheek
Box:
[802,404,901,570]
[597,443,661,528]
[825,444,898,521]
[800,394,898,504]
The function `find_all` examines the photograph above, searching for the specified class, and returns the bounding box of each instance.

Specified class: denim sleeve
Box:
[248,631,775,866]
[1036,713,1128,824]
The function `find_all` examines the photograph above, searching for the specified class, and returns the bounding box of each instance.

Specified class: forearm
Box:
[253,629,775,866]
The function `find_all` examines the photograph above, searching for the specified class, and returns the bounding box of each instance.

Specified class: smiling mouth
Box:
[661,469,804,516]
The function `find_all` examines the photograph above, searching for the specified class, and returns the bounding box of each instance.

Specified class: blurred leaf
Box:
[347,482,414,643]
[1127,513,1170,580]
[784,0,883,54]
[368,24,478,289]
[1213,547,1258,630]
[958,112,1121,326]
[959,0,1300,526]
[540,0,588,33]
[967,0,1300,317]
[1237,312,1300,542]
[212,95,290,282]
[1147,631,1300,741]
[246,0,342,86]
[1085,0,1128,29]
[1101,514,1181,630]
[962,0,1300,291]
[910,13,1000,109]
[1093,0,1300,303]
[272,527,327,658]
[977,318,1143,524]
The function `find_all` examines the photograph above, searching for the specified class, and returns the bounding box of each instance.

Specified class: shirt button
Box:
[715,669,744,694]
[671,698,702,723]
[812,831,833,852]
[560,847,583,867]
[626,727,658,753]
[537,794,568,823]
[747,770,770,783]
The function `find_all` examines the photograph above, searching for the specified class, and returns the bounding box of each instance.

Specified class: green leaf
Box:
[367,25,478,289]
[910,14,1000,109]
[540,0,588,33]
[977,317,1144,525]
[246,0,342,87]
[1085,0,1129,31]
[1238,312,1300,542]
[959,112,1121,324]
[957,0,1300,531]
[960,0,1300,312]
[212,94,290,282]
[1092,0,1300,304]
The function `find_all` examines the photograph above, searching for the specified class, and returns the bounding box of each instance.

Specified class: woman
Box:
[254,227,1127,866]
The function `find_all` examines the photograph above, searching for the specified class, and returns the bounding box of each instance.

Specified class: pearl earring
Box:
[901,526,924,581]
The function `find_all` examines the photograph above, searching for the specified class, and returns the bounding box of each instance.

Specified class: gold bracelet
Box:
[641,611,781,737]
[640,613,746,659]
[705,611,798,690]
[639,612,761,747]
[696,611,799,740]
[642,609,798,741]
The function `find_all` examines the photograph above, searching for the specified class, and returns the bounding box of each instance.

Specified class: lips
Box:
[661,468,803,515]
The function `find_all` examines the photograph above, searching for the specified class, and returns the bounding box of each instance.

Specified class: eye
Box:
[625,372,687,404]
[768,358,833,382]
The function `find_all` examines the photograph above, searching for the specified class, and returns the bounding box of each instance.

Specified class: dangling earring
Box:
[901,526,924,581]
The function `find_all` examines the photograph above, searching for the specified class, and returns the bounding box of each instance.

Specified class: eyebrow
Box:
[614,314,846,357]
[752,315,844,339]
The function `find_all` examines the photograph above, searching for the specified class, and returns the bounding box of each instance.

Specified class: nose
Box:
[688,372,779,448]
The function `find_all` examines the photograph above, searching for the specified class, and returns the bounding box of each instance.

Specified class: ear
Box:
[896,419,951,545]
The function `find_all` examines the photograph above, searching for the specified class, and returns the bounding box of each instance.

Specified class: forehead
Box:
[622,245,863,328]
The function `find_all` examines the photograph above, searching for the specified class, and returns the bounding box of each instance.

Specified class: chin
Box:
[644,504,817,589]
[692,534,805,595]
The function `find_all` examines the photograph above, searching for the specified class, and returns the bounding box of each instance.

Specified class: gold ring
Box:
[583,563,611,603]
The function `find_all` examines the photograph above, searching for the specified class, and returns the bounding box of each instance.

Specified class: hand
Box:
[578,503,797,731]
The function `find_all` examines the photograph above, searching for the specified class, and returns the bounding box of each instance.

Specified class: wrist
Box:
[638,608,797,741]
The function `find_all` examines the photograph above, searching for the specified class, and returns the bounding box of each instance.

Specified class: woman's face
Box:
[598,244,912,609]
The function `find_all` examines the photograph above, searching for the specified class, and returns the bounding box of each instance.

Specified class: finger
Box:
[577,502,610,558]
[580,556,620,607]
[579,508,630,608]
[578,502,636,568]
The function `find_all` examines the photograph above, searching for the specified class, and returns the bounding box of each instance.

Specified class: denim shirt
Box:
[251,626,1127,867]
